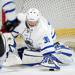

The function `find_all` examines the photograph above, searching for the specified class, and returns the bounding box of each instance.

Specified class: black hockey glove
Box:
[4,18,20,32]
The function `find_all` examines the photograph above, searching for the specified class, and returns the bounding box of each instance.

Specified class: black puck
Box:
[49,69,54,71]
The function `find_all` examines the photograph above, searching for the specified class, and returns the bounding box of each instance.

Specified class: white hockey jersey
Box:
[12,15,55,55]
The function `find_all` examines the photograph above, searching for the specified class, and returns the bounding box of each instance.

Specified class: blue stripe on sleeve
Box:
[3,1,14,7]
[5,8,15,13]
[52,32,56,39]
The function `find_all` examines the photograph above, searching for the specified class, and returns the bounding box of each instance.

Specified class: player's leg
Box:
[41,43,74,70]
[54,42,74,65]
[40,47,61,70]
[54,49,74,65]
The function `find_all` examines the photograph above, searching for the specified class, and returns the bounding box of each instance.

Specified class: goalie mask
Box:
[26,8,41,21]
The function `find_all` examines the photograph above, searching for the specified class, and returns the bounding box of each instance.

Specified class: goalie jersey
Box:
[11,13,73,68]
[12,15,56,56]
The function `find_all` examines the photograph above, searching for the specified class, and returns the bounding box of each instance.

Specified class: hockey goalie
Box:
[11,8,74,70]
[0,0,74,70]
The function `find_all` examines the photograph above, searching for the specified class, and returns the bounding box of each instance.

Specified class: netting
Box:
[15,0,75,28]
[0,0,75,39]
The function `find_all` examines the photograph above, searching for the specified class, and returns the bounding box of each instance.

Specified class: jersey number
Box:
[43,36,50,43]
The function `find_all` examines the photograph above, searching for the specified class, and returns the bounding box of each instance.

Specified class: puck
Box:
[49,69,54,71]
